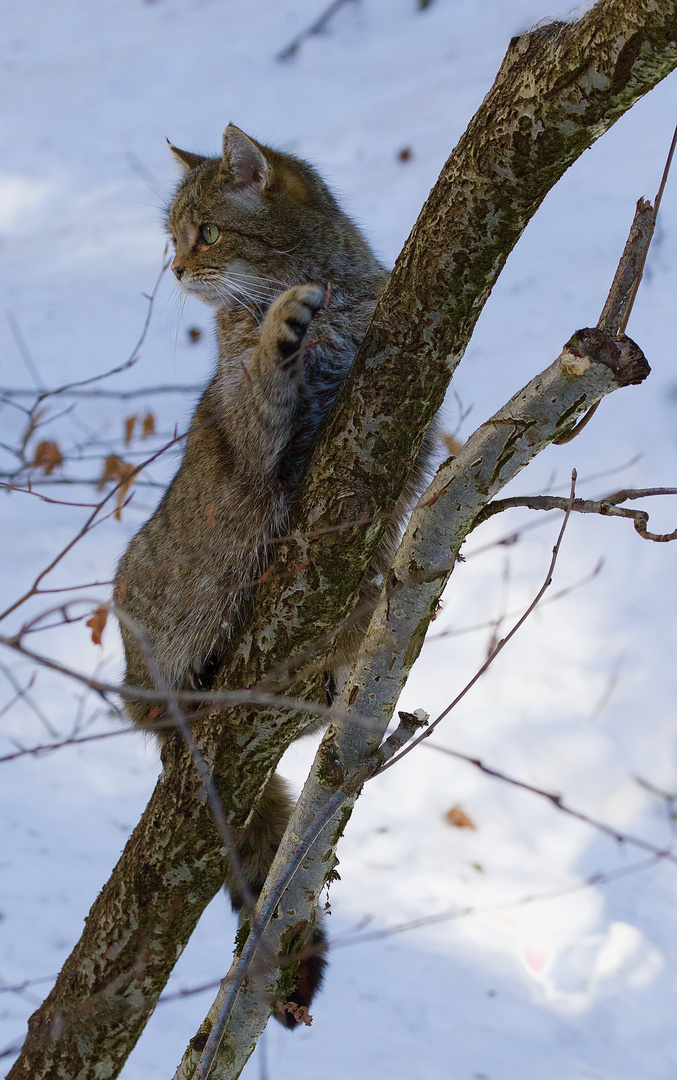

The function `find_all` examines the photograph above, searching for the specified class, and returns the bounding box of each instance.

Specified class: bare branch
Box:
[5,313,45,389]
[0,384,202,402]
[423,741,677,864]
[617,121,677,336]
[276,0,357,61]
[333,855,662,948]
[477,486,677,542]
[0,629,339,728]
[426,559,604,642]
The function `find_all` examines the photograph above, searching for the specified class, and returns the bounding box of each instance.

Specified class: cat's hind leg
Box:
[226,771,328,1028]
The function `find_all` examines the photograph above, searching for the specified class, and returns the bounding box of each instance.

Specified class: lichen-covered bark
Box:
[9,3,677,1078]
[11,753,226,1080]
[175,331,650,1080]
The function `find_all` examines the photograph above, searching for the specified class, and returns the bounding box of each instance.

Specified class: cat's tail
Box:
[226,771,327,1028]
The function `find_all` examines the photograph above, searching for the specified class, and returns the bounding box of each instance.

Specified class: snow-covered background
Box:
[2,1,677,1077]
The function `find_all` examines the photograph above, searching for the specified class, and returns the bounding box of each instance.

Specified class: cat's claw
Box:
[269,283,327,369]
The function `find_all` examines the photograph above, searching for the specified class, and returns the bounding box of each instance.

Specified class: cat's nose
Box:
[173,263,186,280]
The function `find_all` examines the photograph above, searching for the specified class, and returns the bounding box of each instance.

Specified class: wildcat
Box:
[114,125,430,1024]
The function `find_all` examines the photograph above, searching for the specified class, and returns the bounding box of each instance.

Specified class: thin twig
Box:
[0,975,59,996]
[333,855,661,949]
[0,662,57,736]
[276,0,357,61]
[0,631,338,729]
[423,741,677,864]
[477,486,677,542]
[2,850,661,1019]
[0,482,104,508]
[5,313,45,389]
[0,384,202,401]
[0,726,130,765]
[427,559,604,642]
[1,251,170,412]
[110,603,259,919]
[618,121,677,336]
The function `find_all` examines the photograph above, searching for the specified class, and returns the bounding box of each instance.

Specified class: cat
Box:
[114,125,431,1025]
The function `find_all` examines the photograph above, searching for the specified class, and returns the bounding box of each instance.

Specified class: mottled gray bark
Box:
[8,3,677,1078]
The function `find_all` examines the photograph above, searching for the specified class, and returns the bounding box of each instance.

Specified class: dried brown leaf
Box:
[86,605,108,646]
[444,805,476,829]
[141,411,156,438]
[98,454,125,490]
[98,455,137,516]
[114,462,137,521]
[32,440,64,475]
[124,415,137,446]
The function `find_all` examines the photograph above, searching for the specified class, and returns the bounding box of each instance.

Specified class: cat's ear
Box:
[167,140,208,173]
[221,125,270,191]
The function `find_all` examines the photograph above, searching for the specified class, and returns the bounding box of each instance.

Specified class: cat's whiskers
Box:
[227,269,287,287]
[210,279,261,321]
[224,283,277,305]
[215,273,284,310]
[162,288,188,354]
[217,277,266,309]
[170,292,188,356]
[221,271,284,302]
[266,240,304,257]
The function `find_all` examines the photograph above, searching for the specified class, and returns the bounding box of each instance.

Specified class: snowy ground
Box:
[2,2,677,1078]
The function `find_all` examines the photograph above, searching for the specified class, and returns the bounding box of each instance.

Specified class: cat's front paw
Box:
[262,283,328,371]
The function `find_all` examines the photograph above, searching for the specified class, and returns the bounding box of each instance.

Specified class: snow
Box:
[564,1,600,20]
[1,1,677,1078]
[533,1,599,27]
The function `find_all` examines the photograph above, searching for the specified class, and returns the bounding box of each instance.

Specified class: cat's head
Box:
[166,125,345,312]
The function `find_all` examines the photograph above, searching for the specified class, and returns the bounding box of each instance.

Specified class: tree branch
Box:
[477,487,677,542]
[276,0,358,62]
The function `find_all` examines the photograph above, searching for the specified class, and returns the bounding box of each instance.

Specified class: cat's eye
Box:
[201,224,220,245]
